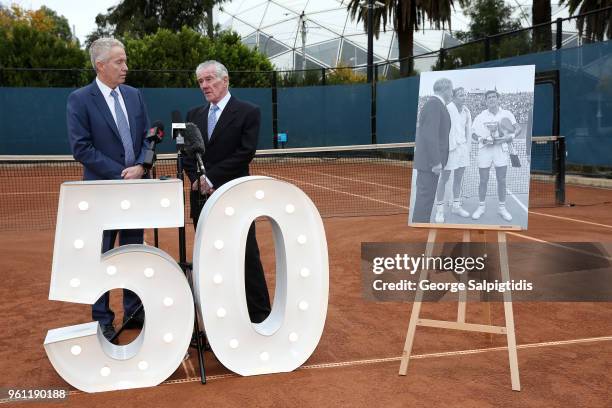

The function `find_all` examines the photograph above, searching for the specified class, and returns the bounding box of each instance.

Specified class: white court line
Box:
[259,171,409,210]
[507,189,529,214]
[186,358,196,378]
[1,335,609,402]
[528,211,612,230]
[505,231,612,261]
[260,172,608,259]
[181,360,190,378]
[299,168,409,192]
[1,191,58,195]
[158,335,612,386]
[262,170,611,232]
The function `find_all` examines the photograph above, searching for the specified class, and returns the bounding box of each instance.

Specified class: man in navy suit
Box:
[411,78,453,223]
[66,38,150,342]
[183,60,271,323]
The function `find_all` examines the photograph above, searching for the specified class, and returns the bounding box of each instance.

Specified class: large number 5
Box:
[44,179,194,392]
[193,176,329,375]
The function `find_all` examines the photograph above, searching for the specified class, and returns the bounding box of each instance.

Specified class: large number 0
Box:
[45,177,329,392]
[44,180,194,392]
[193,176,329,375]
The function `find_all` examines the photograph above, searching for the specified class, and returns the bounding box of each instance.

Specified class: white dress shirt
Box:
[203,91,232,188]
[95,77,130,130]
[209,91,231,124]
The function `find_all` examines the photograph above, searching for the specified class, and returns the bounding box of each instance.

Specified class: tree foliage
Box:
[0,4,273,88]
[86,0,228,47]
[454,0,523,42]
[560,0,612,42]
[532,0,552,52]
[435,0,529,70]
[345,0,466,77]
[124,29,273,88]
[0,4,86,86]
[0,4,75,42]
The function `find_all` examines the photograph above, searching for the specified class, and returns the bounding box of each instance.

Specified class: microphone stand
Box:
[109,144,207,384]
[176,146,208,385]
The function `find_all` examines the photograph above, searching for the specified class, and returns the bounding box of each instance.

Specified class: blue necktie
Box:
[110,89,135,166]
[207,105,219,141]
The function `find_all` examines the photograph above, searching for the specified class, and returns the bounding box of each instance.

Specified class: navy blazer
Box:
[67,80,150,180]
[414,96,451,172]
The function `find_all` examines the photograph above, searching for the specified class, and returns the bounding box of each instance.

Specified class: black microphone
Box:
[171,110,186,150]
[142,120,164,170]
[184,122,206,175]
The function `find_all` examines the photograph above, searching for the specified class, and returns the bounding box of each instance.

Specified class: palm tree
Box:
[532,0,552,51]
[345,0,465,77]
[560,0,612,41]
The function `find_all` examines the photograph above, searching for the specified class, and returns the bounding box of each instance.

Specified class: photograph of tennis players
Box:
[408,65,535,229]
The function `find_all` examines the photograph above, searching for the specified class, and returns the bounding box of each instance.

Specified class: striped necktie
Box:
[110,89,135,166]
[207,105,219,141]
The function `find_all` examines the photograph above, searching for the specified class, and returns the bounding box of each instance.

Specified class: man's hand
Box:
[121,164,145,179]
[192,175,214,195]
[481,136,494,145]
[432,163,442,175]
[493,135,513,144]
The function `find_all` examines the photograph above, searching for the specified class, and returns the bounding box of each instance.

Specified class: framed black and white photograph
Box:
[408,65,536,230]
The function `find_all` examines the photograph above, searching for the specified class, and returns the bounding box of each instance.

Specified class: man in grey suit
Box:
[412,78,453,223]
[66,38,150,342]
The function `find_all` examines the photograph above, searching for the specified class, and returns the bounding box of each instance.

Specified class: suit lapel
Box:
[201,105,211,146]
[208,96,237,146]
[89,81,121,141]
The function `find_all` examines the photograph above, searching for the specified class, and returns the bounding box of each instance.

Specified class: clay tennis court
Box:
[0,158,611,406]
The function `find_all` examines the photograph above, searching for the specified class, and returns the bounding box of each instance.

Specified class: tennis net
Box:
[0,137,564,231]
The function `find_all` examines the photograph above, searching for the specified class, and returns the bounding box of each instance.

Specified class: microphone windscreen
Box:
[152,120,164,131]
[171,110,182,123]
[184,122,206,157]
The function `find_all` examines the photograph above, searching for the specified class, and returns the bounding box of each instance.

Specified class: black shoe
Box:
[122,313,144,330]
[102,325,117,344]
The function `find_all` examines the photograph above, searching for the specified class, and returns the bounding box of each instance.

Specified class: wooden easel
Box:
[399,224,521,391]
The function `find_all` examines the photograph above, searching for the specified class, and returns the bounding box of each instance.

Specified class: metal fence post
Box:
[371,64,377,144]
[272,71,278,149]
[556,18,563,50]
[555,136,566,205]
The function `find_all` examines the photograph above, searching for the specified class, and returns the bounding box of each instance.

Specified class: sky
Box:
[2,1,572,46]
[4,0,119,43]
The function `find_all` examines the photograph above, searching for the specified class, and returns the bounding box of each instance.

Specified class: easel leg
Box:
[457,230,470,323]
[399,229,437,375]
[498,232,521,391]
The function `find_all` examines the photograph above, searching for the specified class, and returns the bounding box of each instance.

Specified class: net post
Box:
[371,64,377,144]
[555,136,566,205]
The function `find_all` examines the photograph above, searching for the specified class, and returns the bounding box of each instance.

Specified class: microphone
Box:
[171,110,186,150]
[142,120,164,170]
[184,122,206,175]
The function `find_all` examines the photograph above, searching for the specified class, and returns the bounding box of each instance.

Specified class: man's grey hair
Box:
[89,38,125,71]
[433,78,452,95]
[195,60,229,79]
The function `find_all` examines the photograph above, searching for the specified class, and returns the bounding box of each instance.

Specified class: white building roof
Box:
[216,0,584,74]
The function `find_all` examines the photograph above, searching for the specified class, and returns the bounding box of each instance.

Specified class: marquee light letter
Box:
[193,176,329,376]
[44,180,194,392]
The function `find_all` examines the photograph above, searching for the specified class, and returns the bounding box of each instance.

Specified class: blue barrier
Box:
[1,39,610,166]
